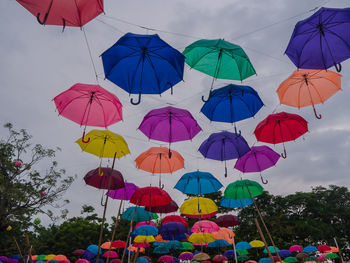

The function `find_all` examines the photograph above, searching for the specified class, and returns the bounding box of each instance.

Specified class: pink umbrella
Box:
[317,254,327,262]
[158,256,174,263]
[192,220,220,233]
[135,221,157,229]
[75,260,89,263]
[54,83,123,143]
[102,251,118,258]
[289,245,303,252]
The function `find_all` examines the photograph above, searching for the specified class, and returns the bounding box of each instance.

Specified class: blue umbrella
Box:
[83,250,97,260]
[160,222,187,236]
[162,233,187,241]
[153,246,170,254]
[137,258,149,263]
[220,197,253,208]
[208,239,230,248]
[259,258,272,263]
[303,246,318,253]
[10,256,20,261]
[102,32,185,105]
[236,241,253,250]
[163,240,182,250]
[279,250,292,258]
[174,171,223,195]
[121,207,157,222]
[135,225,158,236]
[224,250,238,258]
[89,260,104,263]
[201,84,263,131]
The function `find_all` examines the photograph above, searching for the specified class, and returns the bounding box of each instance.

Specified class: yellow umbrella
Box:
[180,197,217,218]
[193,253,210,261]
[134,235,156,243]
[44,255,56,260]
[249,240,265,248]
[188,233,215,244]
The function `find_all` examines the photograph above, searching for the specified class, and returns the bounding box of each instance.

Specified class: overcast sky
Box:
[1,0,349,225]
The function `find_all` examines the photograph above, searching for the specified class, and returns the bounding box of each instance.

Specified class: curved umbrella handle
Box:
[98,166,104,177]
[334,63,342,72]
[260,175,268,184]
[280,148,287,159]
[36,12,49,25]
[81,131,90,143]
[130,93,141,105]
[313,106,322,119]
[201,94,210,103]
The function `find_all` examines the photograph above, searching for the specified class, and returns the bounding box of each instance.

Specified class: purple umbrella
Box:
[178,253,193,260]
[234,145,280,184]
[108,182,139,200]
[278,250,292,258]
[285,7,350,72]
[0,257,9,262]
[199,131,250,177]
[138,106,201,157]
[159,222,187,237]
[84,167,125,190]
[145,200,178,214]
[83,250,96,260]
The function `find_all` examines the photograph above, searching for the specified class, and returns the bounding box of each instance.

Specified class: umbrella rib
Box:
[297,31,320,68]
[308,81,325,103]
[208,95,229,121]
[129,55,144,94]
[324,28,350,52]
[104,51,140,78]
[93,95,109,127]
[148,52,184,81]
[56,93,90,115]
[189,49,219,70]
[145,54,162,94]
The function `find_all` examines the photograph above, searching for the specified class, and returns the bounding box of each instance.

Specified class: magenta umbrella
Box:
[84,167,125,190]
[289,245,303,252]
[54,83,123,143]
[135,221,157,229]
[158,256,175,263]
[145,200,179,214]
[109,182,139,200]
[102,251,118,258]
[191,220,220,233]
[138,106,201,157]
[234,145,280,184]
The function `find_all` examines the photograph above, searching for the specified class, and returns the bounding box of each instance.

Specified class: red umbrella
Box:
[317,245,331,252]
[72,250,85,256]
[16,0,103,28]
[161,215,188,227]
[130,187,172,207]
[212,255,228,262]
[254,112,308,158]
[145,200,178,213]
[112,240,126,248]
[84,167,125,190]
[216,215,240,227]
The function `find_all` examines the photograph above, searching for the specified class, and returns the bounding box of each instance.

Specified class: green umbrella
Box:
[237,249,250,255]
[325,253,339,259]
[182,39,256,101]
[263,246,280,254]
[181,242,194,250]
[237,255,249,261]
[36,255,47,261]
[224,179,264,199]
[285,257,299,263]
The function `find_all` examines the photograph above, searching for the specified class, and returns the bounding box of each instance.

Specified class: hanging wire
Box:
[82,27,99,84]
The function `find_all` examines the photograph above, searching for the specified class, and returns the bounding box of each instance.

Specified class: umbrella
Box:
[303,246,318,253]
[158,256,175,263]
[263,246,280,254]
[145,200,179,214]
[110,260,121,263]
[201,84,263,130]
[109,182,139,201]
[285,7,350,72]
[254,112,308,158]
[284,258,298,263]
[305,256,317,262]
[134,236,156,243]
[162,240,183,250]
[36,256,47,261]
[72,250,85,257]
[212,228,235,240]
[153,247,169,255]
[296,253,309,261]
[289,245,303,252]
[180,197,218,218]
[192,220,220,233]
[76,260,89,263]
[121,207,158,222]
[83,251,96,260]
[161,215,188,227]
[199,131,250,177]
[277,69,341,119]
[102,252,118,259]
[87,245,100,255]
[249,240,265,248]
[54,83,122,142]
[130,186,172,207]
[223,250,237,258]
[138,106,201,156]
[236,250,249,255]
[44,255,56,260]
[236,242,252,250]
[84,168,125,190]
[135,225,159,236]
[112,240,126,248]
[258,259,272,263]
[101,242,116,249]
[279,250,292,257]
[137,258,149,263]
[224,180,264,200]
[16,0,103,28]
[102,33,185,105]
[159,222,187,237]
[135,221,157,229]
[325,247,339,253]
[181,242,194,250]
[237,255,249,262]
[193,253,210,261]
[182,39,256,101]
[141,256,152,263]
[216,215,240,227]
[234,145,280,184]
[178,253,193,260]
[174,171,223,195]
[208,239,230,248]
[188,233,215,244]
[220,197,253,208]
[317,245,331,252]
[212,255,228,262]
[324,253,338,259]
[246,261,257,263]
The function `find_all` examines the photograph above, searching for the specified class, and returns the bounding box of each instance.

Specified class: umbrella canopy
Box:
[84,167,124,190]
[220,197,253,208]
[135,225,159,236]
[212,228,235,240]
[76,130,130,158]
[161,215,188,227]
[76,260,89,263]
[72,250,85,256]
[188,233,215,244]
[153,247,170,255]
[158,256,175,263]
[216,215,240,227]
[191,220,220,233]
[325,247,339,253]
[289,245,303,252]
[285,7,350,71]
[249,240,264,248]
[16,0,103,27]
[130,186,172,207]
[102,33,185,105]
[254,112,308,158]
[82,251,96,260]
[181,242,194,250]
[140,256,152,263]
[303,246,318,253]
[317,245,331,252]
[212,255,228,262]
[236,250,249,255]
[178,253,193,260]
[112,240,126,248]
[277,69,341,119]
[121,206,158,222]
[163,240,183,250]
[44,255,56,260]
[135,221,157,229]
[223,250,236,258]
[137,258,149,263]
[193,253,210,261]
[199,131,250,177]
[263,246,280,254]
[109,182,139,200]
[258,259,272,263]
[180,197,218,218]
[134,235,156,243]
[236,242,252,250]
[208,239,230,248]
[284,257,299,263]
[145,200,179,214]
[174,171,223,195]
[279,250,292,257]
[201,84,263,124]
[101,242,116,249]
[224,180,264,199]
[160,222,187,237]
[102,251,118,258]
[325,253,338,259]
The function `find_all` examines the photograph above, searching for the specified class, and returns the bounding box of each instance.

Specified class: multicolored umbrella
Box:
[109,182,139,201]
[72,250,85,257]
[101,242,116,250]
[317,245,331,252]
[216,215,240,227]
[303,246,318,253]
[84,168,124,190]
[285,7,350,71]
[145,200,179,214]
[102,252,118,259]
[174,171,223,195]
[163,240,183,250]
[180,197,218,218]
[278,250,292,257]
[158,256,175,263]
[254,112,308,158]
[112,240,126,248]
[102,33,185,105]
[16,0,103,28]
[130,186,172,207]
[224,180,264,200]
[277,69,341,119]
[181,242,194,250]
[199,131,250,177]
[325,253,339,260]
[263,246,280,254]
[236,249,249,255]
[134,235,156,243]
[284,257,298,263]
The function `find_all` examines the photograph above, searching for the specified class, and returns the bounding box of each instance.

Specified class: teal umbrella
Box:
[263,246,280,254]
[121,207,158,222]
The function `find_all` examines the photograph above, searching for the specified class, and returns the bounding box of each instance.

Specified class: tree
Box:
[0,123,74,253]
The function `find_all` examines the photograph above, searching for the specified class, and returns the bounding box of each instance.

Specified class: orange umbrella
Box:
[325,246,339,253]
[277,69,341,119]
[101,242,116,249]
[155,235,167,243]
[53,255,67,261]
